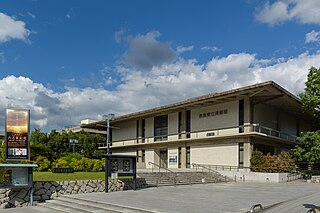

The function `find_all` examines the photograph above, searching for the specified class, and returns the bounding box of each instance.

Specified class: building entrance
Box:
[160,149,168,168]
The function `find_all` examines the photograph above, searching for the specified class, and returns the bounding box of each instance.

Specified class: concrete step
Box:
[138,171,227,187]
[59,195,152,213]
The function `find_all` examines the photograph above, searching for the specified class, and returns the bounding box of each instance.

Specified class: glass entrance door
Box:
[160,150,168,168]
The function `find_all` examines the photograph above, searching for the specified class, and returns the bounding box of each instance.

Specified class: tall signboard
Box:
[5,109,30,161]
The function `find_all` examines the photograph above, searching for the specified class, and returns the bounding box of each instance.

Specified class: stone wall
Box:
[0,178,147,209]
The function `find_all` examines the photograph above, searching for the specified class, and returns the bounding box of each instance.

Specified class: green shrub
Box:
[34,156,51,171]
[65,153,84,165]
[54,158,69,168]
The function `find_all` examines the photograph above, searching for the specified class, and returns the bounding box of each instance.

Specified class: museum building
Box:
[82,81,314,169]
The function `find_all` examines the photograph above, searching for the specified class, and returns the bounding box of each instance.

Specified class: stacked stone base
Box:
[0,178,147,209]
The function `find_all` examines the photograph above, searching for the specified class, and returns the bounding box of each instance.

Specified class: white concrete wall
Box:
[145,149,155,169]
[145,118,154,143]
[112,120,136,141]
[191,101,238,137]
[219,170,290,183]
[112,150,136,156]
[168,147,178,169]
[191,143,238,166]
[168,113,179,141]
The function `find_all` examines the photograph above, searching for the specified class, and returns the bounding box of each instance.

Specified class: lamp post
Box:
[103,113,115,154]
[69,139,78,153]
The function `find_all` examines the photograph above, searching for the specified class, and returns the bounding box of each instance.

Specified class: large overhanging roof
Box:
[82,81,312,130]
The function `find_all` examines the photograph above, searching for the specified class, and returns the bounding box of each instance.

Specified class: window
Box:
[142,150,145,163]
[178,112,182,138]
[239,100,244,133]
[186,110,191,138]
[254,143,275,155]
[178,147,182,168]
[154,115,168,141]
[136,120,139,144]
[186,146,191,168]
[142,119,145,143]
[239,143,244,168]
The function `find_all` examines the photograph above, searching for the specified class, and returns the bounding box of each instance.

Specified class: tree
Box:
[293,67,320,162]
[293,131,320,162]
[299,66,320,125]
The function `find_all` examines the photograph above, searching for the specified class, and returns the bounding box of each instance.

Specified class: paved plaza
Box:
[2,181,320,213]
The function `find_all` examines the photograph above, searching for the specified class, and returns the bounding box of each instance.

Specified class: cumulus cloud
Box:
[256,0,320,26]
[177,45,194,53]
[1,50,318,131]
[123,31,177,71]
[0,12,30,43]
[305,30,320,43]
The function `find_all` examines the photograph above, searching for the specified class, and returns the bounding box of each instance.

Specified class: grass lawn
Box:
[33,172,105,181]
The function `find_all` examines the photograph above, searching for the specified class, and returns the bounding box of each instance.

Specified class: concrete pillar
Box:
[136,119,143,144]
[137,149,146,169]
[243,141,252,167]
[243,97,253,133]
[154,148,160,167]
[180,110,187,139]
[181,146,187,169]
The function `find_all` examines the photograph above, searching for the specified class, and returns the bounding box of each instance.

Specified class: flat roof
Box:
[82,81,313,130]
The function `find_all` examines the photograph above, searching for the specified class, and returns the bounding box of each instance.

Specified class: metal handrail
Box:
[192,163,223,176]
[98,123,298,148]
[148,162,177,187]
[249,204,263,213]
[148,162,175,174]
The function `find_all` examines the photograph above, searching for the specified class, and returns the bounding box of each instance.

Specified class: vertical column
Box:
[243,141,252,168]
[180,110,187,139]
[181,146,187,169]
[137,149,145,169]
[137,119,143,144]
[243,97,253,133]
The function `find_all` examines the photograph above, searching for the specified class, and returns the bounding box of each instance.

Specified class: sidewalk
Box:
[2,182,320,213]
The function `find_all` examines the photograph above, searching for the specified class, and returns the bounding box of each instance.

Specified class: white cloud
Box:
[305,30,320,43]
[2,51,317,131]
[0,12,30,43]
[66,14,71,19]
[27,12,36,19]
[256,0,320,25]
[201,46,221,52]
[177,45,194,53]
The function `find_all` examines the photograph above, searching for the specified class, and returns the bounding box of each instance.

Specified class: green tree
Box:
[293,67,320,162]
[299,66,320,124]
[293,131,320,162]
[77,131,105,159]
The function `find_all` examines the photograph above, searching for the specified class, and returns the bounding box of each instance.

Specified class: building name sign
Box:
[199,109,228,119]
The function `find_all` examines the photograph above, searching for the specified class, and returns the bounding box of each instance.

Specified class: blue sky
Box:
[0,0,320,131]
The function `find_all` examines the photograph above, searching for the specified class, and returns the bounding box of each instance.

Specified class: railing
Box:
[287,173,302,182]
[192,163,229,182]
[148,162,177,187]
[98,123,298,148]
[193,164,250,172]
[192,163,224,175]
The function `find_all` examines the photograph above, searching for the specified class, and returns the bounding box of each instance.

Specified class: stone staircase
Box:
[137,171,228,187]
[36,195,155,213]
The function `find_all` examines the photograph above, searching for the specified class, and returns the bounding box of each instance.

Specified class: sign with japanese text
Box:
[5,109,30,161]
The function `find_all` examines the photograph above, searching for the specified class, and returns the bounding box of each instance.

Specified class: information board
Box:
[5,109,30,161]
